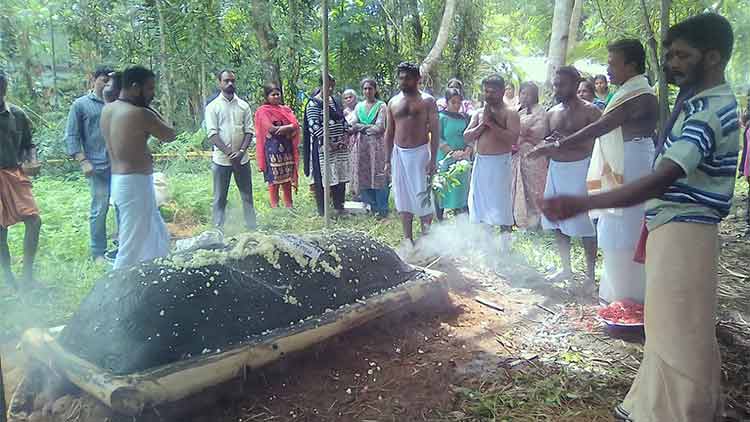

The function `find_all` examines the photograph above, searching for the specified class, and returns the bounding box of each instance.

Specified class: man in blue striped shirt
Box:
[65,66,114,263]
[542,14,736,422]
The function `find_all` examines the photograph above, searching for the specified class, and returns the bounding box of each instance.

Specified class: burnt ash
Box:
[59,232,416,375]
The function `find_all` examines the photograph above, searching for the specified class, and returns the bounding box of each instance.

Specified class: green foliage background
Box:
[0,0,749,337]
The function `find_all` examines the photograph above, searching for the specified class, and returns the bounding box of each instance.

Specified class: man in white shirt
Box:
[205,69,257,231]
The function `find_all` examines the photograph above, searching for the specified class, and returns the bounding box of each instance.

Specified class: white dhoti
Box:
[618,222,722,422]
[112,173,170,270]
[598,138,655,304]
[541,158,596,237]
[469,153,513,226]
[391,143,434,217]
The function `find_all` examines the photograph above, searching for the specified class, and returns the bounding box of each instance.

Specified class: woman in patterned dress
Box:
[511,82,549,228]
[303,74,351,216]
[348,79,389,218]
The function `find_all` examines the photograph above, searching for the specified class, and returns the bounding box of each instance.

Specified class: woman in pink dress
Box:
[511,82,549,229]
[739,111,750,225]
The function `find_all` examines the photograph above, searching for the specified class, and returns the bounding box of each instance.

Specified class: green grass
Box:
[0,160,412,337]
[0,157,604,338]
[454,365,632,421]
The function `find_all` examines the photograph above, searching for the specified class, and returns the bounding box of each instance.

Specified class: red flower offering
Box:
[597,299,644,326]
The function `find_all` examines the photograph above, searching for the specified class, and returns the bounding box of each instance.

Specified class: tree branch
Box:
[419,0,457,83]
[592,0,638,38]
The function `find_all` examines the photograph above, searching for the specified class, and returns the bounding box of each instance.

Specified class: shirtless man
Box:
[529,66,601,287]
[384,62,439,248]
[464,74,520,252]
[535,41,658,303]
[100,66,176,270]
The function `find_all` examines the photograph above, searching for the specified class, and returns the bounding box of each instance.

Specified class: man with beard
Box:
[464,74,520,251]
[101,66,175,269]
[103,71,121,103]
[205,69,256,231]
[534,40,658,305]
[65,66,113,263]
[531,66,601,289]
[542,14,737,422]
[384,62,439,250]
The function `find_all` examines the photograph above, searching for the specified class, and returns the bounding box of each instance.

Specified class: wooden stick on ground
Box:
[475,297,504,312]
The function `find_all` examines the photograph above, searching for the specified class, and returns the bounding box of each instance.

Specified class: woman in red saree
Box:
[254,83,301,208]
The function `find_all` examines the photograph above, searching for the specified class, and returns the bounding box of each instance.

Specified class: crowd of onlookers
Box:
[0,12,744,422]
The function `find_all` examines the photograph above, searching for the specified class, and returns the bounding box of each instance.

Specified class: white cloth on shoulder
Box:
[597,138,655,250]
[112,173,170,270]
[598,137,655,304]
[391,143,434,217]
[587,74,655,219]
[469,153,513,226]
[541,158,596,237]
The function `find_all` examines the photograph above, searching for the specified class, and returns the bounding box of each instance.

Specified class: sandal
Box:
[614,404,633,421]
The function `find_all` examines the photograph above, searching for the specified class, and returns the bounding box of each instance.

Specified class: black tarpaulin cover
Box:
[59,231,416,375]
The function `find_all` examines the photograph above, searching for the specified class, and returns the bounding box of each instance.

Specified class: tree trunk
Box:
[155,0,175,124]
[638,0,659,78]
[657,0,671,138]
[197,43,207,128]
[250,0,282,93]
[287,0,303,111]
[408,0,423,53]
[546,0,574,88]
[640,0,670,138]
[419,0,457,87]
[49,11,58,108]
[567,0,584,59]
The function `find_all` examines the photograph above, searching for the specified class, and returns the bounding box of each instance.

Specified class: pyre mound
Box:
[59,231,417,375]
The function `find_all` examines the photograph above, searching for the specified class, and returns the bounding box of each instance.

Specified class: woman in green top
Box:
[435,88,471,221]
[349,79,389,218]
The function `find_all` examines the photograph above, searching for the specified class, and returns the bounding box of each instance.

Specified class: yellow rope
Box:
[42,151,256,165]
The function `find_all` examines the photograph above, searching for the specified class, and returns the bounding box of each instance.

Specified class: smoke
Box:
[400,214,547,289]
[220,203,253,237]
[398,214,505,267]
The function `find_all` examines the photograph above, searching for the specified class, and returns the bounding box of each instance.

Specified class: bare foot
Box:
[545,269,573,282]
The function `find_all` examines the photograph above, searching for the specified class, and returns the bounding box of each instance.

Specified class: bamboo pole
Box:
[321,0,331,226]
[0,353,7,422]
